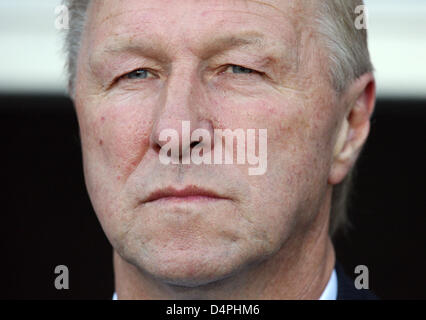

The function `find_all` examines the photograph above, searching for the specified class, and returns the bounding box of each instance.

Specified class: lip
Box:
[142,185,228,204]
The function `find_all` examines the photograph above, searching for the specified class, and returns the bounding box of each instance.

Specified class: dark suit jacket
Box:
[335,262,378,300]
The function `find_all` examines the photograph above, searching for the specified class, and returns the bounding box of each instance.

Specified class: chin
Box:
[132,245,247,288]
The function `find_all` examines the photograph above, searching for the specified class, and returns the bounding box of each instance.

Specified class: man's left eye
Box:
[225,65,256,74]
[124,69,153,80]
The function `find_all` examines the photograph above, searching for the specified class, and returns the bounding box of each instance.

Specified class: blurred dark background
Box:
[0,94,425,299]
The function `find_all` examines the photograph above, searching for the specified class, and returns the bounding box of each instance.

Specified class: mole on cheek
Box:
[97,117,107,146]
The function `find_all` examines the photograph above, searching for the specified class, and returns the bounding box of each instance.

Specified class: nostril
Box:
[190,140,200,148]
[152,141,162,153]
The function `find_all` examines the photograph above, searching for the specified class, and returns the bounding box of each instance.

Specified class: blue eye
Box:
[126,69,150,79]
[231,65,254,74]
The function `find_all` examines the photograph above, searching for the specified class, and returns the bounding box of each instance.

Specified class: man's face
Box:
[74,0,343,286]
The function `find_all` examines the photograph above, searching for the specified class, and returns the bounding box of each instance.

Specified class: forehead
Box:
[84,0,311,53]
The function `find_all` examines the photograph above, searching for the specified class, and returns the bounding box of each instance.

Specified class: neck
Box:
[114,191,336,299]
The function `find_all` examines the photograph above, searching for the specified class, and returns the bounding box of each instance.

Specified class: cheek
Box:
[240,93,337,206]
[97,105,153,180]
[208,94,282,130]
[269,91,337,160]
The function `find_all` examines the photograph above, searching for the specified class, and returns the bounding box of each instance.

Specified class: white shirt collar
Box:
[319,268,338,300]
[113,268,337,300]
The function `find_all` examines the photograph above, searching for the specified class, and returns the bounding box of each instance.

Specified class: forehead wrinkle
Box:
[89,0,161,29]
[87,0,308,73]
[103,38,169,61]
[241,0,292,17]
[89,31,174,69]
[197,32,267,58]
[240,0,310,21]
[197,1,308,67]
[237,0,313,49]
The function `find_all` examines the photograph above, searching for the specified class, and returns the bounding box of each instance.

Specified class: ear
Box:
[328,73,376,185]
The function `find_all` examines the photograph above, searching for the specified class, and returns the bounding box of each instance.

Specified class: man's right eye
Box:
[123,69,153,80]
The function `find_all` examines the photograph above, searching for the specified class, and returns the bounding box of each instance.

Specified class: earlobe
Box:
[328,73,376,185]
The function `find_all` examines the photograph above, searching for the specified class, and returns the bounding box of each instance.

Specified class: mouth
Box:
[142,185,229,204]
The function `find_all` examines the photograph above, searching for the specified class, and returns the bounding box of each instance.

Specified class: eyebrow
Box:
[199,33,297,70]
[91,32,270,62]
[89,31,298,79]
[95,39,169,63]
[198,33,268,58]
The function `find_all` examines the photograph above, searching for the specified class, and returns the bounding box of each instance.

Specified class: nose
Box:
[150,69,214,163]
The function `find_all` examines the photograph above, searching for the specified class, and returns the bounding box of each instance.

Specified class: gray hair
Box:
[315,0,374,235]
[316,0,374,92]
[63,0,373,236]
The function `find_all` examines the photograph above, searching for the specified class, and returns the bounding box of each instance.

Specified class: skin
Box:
[73,0,375,299]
